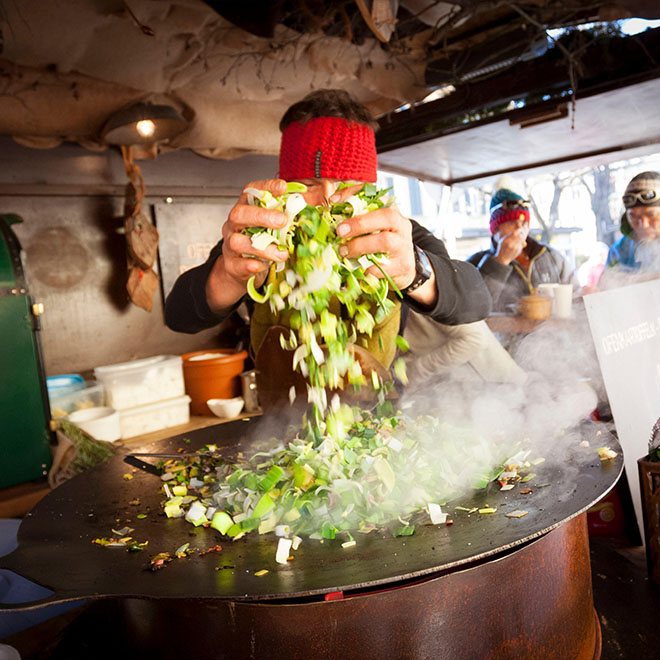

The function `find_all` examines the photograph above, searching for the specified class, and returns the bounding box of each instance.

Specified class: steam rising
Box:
[396,302,606,510]
[207,299,616,541]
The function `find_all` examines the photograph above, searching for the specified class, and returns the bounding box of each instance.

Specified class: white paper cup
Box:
[553,284,573,318]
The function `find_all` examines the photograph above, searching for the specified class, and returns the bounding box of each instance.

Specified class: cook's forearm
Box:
[405,270,437,307]
[205,254,250,314]
[164,241,241,333]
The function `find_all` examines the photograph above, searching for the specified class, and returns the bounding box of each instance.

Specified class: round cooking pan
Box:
[0,418,621,659]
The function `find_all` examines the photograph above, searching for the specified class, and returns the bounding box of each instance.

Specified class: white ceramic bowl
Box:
[68,406,121,442]
[206,397,244,419]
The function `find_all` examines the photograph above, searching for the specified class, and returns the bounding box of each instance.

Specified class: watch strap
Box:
[400,245,432,296]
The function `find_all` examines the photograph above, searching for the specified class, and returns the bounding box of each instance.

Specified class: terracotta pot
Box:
[181,350,248,415]
[518,294,552,320]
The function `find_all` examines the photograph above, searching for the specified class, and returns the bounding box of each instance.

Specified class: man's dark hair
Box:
[279,89,378,132]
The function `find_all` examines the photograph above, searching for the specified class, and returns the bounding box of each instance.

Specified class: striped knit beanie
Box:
[489,188,530,234]
[279,117,377,183]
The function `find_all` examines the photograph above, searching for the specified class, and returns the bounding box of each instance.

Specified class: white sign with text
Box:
[584,278,660,538]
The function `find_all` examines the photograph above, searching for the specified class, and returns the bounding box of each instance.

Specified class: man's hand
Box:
[331,184,437,306]
[206,179,290,313]
[494,231,527,265]
[331,186,416,291]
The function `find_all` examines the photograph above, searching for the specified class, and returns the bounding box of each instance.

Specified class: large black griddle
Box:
[0,417,622,610]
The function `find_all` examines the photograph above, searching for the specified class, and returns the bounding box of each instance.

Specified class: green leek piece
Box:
[252,493,275,518]
[225,523,243,537]
[239,517,261,531]
[374,457,395,493]
[286,182,308,193]
[283,507,301,522]
[210,511,234,535]
[246,276,274,304]
[367,255,402,299]
[395,335,410,352]
[321,522,336,539]
[258,465,284,492]
[472,474,491,489]
[293,464,315,490]
[393,357,408,384]
[164,503,181,518]
[393,525,415,537]
[244,473,259,491]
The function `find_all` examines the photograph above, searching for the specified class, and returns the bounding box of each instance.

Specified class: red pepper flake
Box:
[199,544,223,556]
[519,488,533,495]
[445,519,454,526]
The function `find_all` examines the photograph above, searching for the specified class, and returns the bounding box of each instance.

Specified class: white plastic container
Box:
[118,395,191,439]
[49,381,105,418]
[69,406,121,442]
[94,356,185,411]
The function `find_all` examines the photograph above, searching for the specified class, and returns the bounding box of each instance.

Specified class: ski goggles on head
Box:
[622,187,660,209]
[491,199,530,212]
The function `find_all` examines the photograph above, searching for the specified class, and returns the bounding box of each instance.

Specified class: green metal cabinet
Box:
[0,215,52,489]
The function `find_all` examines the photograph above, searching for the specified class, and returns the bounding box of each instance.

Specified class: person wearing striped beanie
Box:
[165,89,491,399]
[604,171,660,272]
[467,182,575,312]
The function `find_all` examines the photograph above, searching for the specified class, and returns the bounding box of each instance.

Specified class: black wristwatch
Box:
[400,245,432,296]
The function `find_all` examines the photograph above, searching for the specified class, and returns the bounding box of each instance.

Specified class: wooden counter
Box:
[485,313,577,334]
[0,480,51,519]
[0,413,258,518]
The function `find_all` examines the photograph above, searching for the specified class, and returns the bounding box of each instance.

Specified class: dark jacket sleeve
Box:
[409,221,492,324]
[164,239,244,333]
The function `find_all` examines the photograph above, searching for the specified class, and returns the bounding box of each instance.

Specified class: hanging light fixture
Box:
[102,102,187,145]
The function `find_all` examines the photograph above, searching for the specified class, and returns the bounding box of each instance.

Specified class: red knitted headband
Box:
[279,117,377,183]
[490,207,530,234]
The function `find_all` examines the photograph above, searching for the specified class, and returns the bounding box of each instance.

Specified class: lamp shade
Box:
[102,103,187,145]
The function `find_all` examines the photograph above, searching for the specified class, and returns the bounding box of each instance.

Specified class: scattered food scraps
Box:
[505,510,529,519]
[93,536,148,552]
[597,447,618,461]
[199,545,223,556]
[150,552,173,570]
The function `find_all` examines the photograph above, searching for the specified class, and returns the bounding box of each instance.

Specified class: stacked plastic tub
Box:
[94,355,190,440]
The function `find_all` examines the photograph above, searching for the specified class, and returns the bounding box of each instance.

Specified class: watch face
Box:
[417,246,432,279]
[402,246,432,295]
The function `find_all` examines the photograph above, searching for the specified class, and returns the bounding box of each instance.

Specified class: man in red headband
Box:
[166,89,491,395]
[467,186,574,312]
